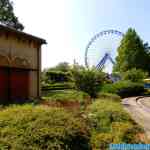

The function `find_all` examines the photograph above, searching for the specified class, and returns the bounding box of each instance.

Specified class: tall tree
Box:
[113,28,150,73]
[0,0,24,30]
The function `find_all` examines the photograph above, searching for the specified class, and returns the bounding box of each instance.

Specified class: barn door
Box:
[0,68,8,104]
[10,69,29,102]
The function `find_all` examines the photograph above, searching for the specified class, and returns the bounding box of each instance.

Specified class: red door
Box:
[10,69,29,102]
[0,68,8,103]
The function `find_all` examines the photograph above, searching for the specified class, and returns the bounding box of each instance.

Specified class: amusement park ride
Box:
[85,29,124,71]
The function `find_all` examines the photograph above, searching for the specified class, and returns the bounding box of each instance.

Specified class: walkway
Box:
[122,97,150,139]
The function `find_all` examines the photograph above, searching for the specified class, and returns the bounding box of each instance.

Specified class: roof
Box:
[0,24,46,44]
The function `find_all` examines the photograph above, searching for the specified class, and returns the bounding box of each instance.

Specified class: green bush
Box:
[91,133,112,150]
[122,124,144,143]
[72,68,106,98]
[87,100,131,132]
[0,105,91,150]
[97,92,121,102]
[87,100,144,149]
[122,68,148,83]
[42,82,75,90]
[42,90,90,106]
[101,81,145,98]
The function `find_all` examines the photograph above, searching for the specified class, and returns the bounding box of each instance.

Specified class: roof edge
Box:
[0,24,47,44]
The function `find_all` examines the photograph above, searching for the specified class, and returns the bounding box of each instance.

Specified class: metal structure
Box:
[85,29,124,71]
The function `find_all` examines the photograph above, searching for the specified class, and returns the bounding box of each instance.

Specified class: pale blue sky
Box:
[13,0,150,70]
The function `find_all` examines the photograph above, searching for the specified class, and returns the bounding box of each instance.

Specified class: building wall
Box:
[0,32,41,99]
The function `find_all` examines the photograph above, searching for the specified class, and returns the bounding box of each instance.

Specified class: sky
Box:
[13,0,150,71]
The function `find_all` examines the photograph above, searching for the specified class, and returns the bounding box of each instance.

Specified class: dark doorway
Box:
[0,68,30,104]
[10,69,29,103]
[0,68,9,104]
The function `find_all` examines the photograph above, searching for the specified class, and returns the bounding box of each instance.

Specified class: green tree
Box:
[0,0,24,30]
[113,28,150,73]
[55,62,70,72]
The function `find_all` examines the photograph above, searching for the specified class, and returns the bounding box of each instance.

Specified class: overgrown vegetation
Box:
[101,81,145,98]
[0,97,145,150]
[122,68,148,82]
[0,105,91,150]
[42,90,90,109]
[72,68,106,98]
[87,99,144,150]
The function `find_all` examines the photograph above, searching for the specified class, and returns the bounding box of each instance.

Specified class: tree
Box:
[113,28,150,73]
[0,0,24,30]
[55,62,70,72]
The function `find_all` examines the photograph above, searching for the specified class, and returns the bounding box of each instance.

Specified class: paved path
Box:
[122,97,150,139]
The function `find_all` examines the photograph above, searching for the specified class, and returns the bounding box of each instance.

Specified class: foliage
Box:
[42,82,75,90]
[55,62,70,72]
[41,62,73,87]
[87,100,144,149]
[42,90,90,107]
[0,105,91,150]
[46,71,72,83]
[0,0,24,30]
[122,68,148,82]
[87,100,131,132]
[101,81,145,98]
[97,92,121,102]
[72,68,106,98]
[114,28,150,73]
[91,133,112,150]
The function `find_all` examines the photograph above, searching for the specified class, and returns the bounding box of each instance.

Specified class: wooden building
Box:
[0,25,46,104]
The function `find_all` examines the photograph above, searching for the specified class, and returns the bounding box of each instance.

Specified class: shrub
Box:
[91,133,112,150]
[87,100,144,149]
[122,68,148,83]
[97,92,121,102]
[0,105,91,150]
[101,81,145,98]
[42,82,75,90]
[122,125,144,143]
[87,100,131,132]
[42,90,90,107]
[72,68,106,98]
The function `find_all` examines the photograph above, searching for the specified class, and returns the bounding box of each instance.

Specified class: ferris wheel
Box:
[85,29,124,72]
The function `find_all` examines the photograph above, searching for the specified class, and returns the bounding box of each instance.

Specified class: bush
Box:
[101,81,145,98]
[87,100,131,132]
[0,105,91,150]
[91,133,112,150]
[87,100,144,149]
[122,68,148,83]
[42,90,90,106]
[42,82,75,90]
[72,68,106,98]
[97,92,121,102]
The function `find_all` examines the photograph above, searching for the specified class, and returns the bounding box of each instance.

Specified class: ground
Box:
[122,97,150,140]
